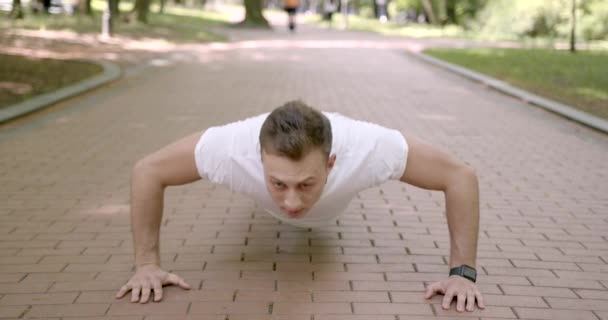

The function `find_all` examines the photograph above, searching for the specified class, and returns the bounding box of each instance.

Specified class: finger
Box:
[456,293,466,312]
[130,286,141,303]
[466,291,475,312]
[442,290,455,310]
[476,291,485,309]
[116,285,131,299]
[140,284,152,304]
[153,281,163,302]
[424,282,443,299]
[166,273,191,290]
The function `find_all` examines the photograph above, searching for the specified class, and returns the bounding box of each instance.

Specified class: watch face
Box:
[463,267,476,279]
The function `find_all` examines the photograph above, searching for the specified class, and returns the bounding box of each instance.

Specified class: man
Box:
[283,0,300,31]
[116,100,485,312]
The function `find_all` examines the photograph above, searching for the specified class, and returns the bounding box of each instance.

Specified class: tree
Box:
[75,0,93,15]
[131,0,151,23]
[421,0,437,24]
[237,0,270,28]
[110,0,120,16]
[9,0,24,19]
[570,0,576,52]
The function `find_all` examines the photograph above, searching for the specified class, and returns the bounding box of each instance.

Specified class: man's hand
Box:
[425,275,485,312]
[115,264,191,303]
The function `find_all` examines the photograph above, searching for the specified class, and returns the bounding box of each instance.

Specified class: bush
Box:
[579,0,608,40]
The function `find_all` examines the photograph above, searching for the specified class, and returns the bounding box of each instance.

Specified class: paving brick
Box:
[28,303,110,317]
[353,302,432,315]
[433,306,516,318]
[0,305,28,318]
[108,302,188,315]
[22,272,97,282]
[0,264,65,273]
[315,316,394,320]
[482,294,549,307]
[50,279,126,292]
[0,292,78,305]
[278,280,350,291]
[313,291,390,302]
[575,289,608,300]
[145,316,222,320]
[0,282,52,294]
[39,255,110,264]
[17,247,85,256]
[313,271,383,281]
[500,285,577,298]
[545,297,608,310]
[515,307,598,319]
[189,301,268,314]
[0,274,25,283]
[529,277,604,289]
[236,290,312,302]
[273,302,352,314]
[229,315,309,320]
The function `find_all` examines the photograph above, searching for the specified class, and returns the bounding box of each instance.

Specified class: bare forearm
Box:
[445,168,480,268]
[130,166,164,268]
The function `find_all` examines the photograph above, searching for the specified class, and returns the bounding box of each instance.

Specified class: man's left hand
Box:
[424,275,485,312]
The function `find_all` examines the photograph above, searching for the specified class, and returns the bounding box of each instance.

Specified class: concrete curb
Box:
[0,59,122,124]
[409,50,608,134]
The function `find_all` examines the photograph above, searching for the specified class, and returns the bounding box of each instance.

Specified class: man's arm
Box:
[116,131,204,303]
[399,135,485,312]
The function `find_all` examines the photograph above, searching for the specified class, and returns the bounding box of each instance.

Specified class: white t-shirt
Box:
[194,112,408,228]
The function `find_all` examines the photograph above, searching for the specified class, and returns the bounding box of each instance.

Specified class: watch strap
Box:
[449,264,477,283]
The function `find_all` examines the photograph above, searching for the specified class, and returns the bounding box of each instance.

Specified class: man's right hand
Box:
[115,264,191,303]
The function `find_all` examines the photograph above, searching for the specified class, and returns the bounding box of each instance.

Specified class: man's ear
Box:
[327,154,337,171]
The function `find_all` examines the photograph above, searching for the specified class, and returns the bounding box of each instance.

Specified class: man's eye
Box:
[299,184,310,189]
[273,182,285,188]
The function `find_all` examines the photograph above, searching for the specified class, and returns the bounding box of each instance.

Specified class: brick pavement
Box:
[1,19,607,320]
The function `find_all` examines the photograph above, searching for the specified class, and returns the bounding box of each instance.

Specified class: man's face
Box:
[262,148,336,219]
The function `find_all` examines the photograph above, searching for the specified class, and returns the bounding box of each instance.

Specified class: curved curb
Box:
[0,59,122,124]
[408,50,608,134]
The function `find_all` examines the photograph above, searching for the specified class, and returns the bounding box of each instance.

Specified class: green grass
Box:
[0,53,103,108]
[424,48,608,120]
[1,1,232,43]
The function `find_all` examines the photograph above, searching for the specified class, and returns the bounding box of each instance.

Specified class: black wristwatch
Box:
[449,264,477,283]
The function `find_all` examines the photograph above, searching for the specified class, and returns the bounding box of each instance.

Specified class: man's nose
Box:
[284,190,302,209]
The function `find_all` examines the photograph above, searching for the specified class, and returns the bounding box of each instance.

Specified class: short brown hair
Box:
[259,100,332,161]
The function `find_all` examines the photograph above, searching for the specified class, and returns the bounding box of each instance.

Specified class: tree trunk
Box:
[570,0,576,53]
[238,0,270,28]
[110,0,120,16]
[76,0,93,15]
[446,0,456,24]
[421,0,437,24]
[133,0,151,23]
[10,0,24,18]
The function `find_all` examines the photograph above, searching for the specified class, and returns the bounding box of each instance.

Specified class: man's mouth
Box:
[285,209,305,218]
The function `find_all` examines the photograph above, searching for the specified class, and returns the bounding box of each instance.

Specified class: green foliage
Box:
[473,0,608,40]
[353,0,607,40]
[579,0,608,40]
[424,47,608,120]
